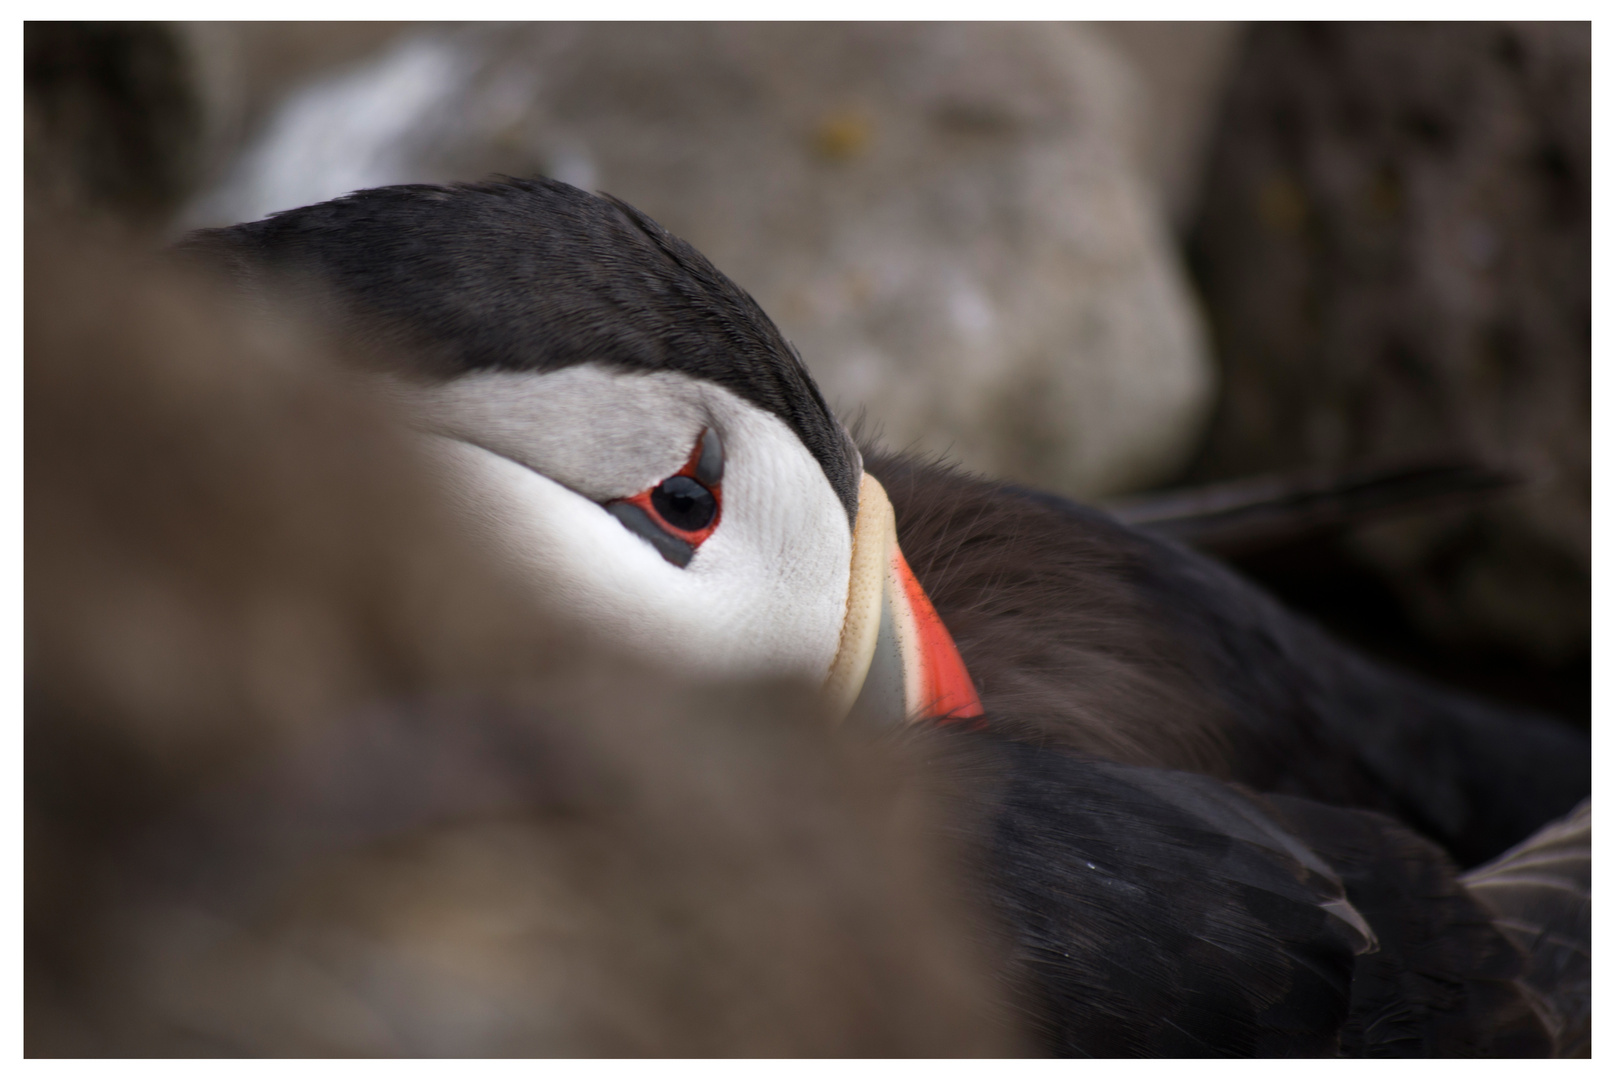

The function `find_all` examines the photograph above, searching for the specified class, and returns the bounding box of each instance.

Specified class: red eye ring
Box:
[603,429,724,568]
[625,430,722,545]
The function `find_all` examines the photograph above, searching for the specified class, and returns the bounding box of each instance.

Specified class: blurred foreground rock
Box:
[25,222,1020,1055]
[1186,23,1590,668]
[184,22,1218,499]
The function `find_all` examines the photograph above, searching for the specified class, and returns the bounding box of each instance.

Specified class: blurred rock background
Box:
[1184,24,1590,722]
[26,21,1589,725]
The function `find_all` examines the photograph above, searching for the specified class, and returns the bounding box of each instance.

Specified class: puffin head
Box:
[187,177,981,727]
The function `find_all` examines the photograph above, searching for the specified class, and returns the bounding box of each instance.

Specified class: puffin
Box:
[182,177,1590,1056]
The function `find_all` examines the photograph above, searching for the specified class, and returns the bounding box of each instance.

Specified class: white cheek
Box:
[429,436,696,646]
[683,401,852,680]
[423,397,851,684]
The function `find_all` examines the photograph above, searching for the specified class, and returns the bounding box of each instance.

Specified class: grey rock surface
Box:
[184,22,1217,499]
[1087,21,1245,231]
[1186,23,1590,663]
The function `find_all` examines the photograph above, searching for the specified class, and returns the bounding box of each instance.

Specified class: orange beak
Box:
[824,474,984,727]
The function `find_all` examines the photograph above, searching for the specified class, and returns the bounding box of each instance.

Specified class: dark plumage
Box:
[871,451,1589,869]
[1259,793,1550,1055]
[166,177,1590,1056]
[959,737,1371,1056]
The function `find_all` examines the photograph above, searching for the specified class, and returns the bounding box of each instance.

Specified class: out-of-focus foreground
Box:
[26,215,1023,1056]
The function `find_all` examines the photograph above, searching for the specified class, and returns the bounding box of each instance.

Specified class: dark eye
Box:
[601,428,725,568]
[651,475,716,532]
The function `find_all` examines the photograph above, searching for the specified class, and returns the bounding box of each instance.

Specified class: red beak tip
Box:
[891,546,985,725]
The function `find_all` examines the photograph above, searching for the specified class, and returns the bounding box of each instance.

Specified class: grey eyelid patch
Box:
[695,427,724,486]
[605,501,696,568]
